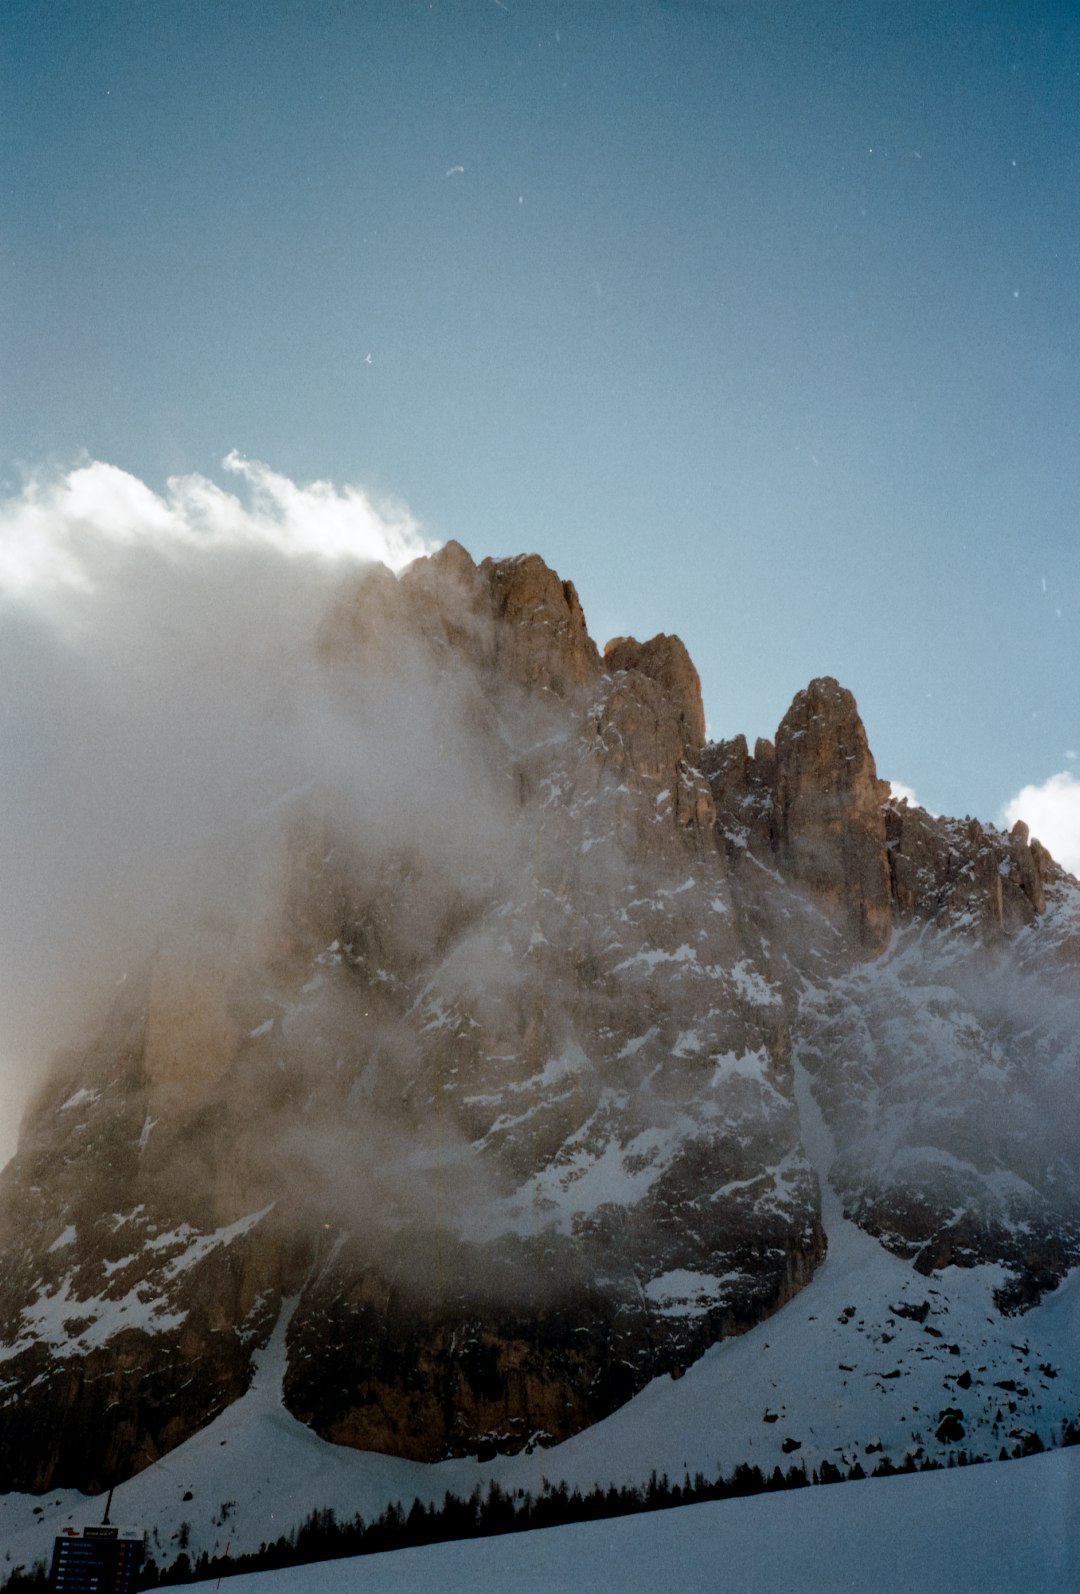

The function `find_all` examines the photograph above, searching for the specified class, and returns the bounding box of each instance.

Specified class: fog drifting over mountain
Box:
[1,453,1077,1176]
[0,455,437,1165]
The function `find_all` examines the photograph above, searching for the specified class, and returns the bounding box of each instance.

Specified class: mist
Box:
[0,453,438,1166]
[797,920,1080,1260]
[0,448,714,1289]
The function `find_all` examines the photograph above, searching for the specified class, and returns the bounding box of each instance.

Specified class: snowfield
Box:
[161,1445,1080,1593]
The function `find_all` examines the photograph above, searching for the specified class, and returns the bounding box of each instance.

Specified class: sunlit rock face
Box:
[704,683,1054,957]
[0,542,1076,1492]
[707,676,893,956]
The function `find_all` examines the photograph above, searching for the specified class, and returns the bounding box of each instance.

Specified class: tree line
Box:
[2,1420,1074,1592]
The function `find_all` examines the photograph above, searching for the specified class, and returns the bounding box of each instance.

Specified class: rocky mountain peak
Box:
[602,633,706,757]
[772,675,893,953]
[773,676,884,793]
[0,545,1076,1502]
[480,551,601,696]
[398,537,497,666]
[319,543,601,700]
[702,677,891,954]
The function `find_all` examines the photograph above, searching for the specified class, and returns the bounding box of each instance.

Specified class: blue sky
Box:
[3,0,1078,825]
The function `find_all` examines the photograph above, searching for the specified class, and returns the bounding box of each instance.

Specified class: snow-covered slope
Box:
[6,1060,1079,1582]
[161,1446,1080,1594]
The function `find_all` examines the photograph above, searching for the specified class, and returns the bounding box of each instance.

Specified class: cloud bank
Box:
[1002,772,1080,877]
[0,455,438,1164]
[0,452,429,599]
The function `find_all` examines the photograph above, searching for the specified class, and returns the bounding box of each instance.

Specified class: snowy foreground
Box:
[162,1446,1080,1594]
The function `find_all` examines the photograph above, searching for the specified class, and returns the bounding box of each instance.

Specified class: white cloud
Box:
[1002,773,1080,876]
[0,452,433,602]
[886,780,920,808]
[0,454,440,1166]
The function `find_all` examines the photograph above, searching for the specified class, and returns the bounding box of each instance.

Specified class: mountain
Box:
[0,541,1077,1511]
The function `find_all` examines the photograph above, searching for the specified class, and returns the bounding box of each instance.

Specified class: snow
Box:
[511,1111,698,1231]
[157,1205,276,1278]
[58,1087,99,1112]
[475,1046,588,1102]
[708,1046,773,1088]
[617,1027,659,1059]
[671,1028,702,1057]
[102,1252,138,1276]
[0,1270,187,1361]
[6,1176,1080,1585]
[161,1446,1080,1593]
[792,918,1080,1252]
[5,994,1080,1587]
[612,944,697,973]
[643,1269,740,1317]
[0,1207,276,1363]
[46,1225,76,1253]
[729,958,780,1006]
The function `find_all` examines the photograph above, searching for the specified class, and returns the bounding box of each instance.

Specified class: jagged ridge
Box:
[0,543,1075,1496]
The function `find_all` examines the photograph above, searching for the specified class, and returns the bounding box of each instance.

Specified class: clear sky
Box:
[3,0,1078,828]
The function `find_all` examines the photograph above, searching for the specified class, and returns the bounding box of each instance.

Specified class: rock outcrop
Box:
[771,678,893,954]
[603,633,706,755]
[883,804,1051,934]
[704,675,1055,956]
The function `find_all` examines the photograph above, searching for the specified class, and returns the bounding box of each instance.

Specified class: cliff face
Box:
[0,543,1076,1495]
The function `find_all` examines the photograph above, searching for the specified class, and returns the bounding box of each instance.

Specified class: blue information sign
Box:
[49,1524,144,1592]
